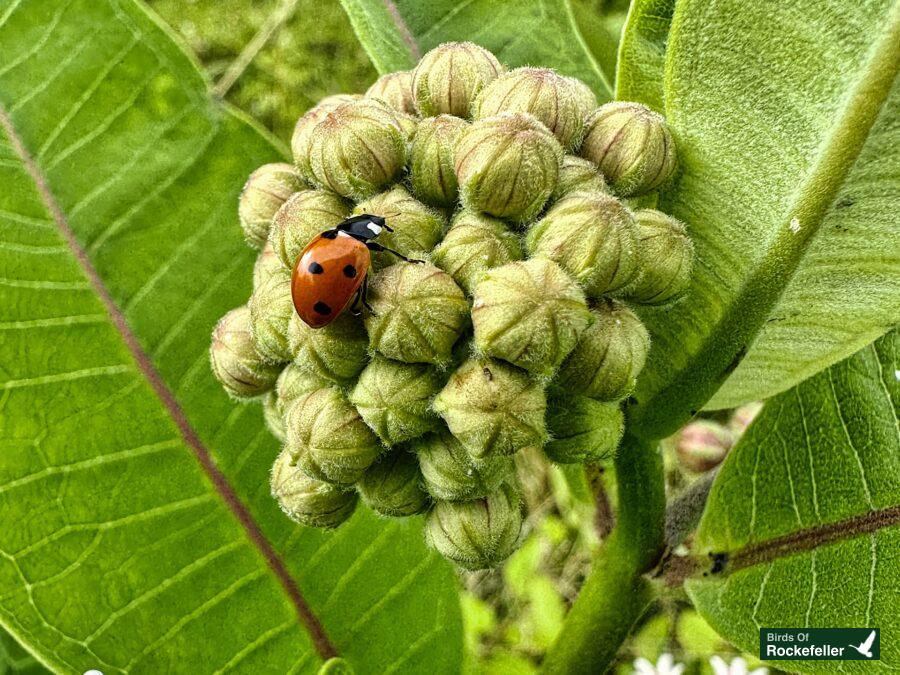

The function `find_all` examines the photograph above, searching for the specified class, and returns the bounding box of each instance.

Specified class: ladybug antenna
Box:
[379,210,403,232]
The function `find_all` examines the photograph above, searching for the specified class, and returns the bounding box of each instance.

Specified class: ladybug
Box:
[291,214,420,328]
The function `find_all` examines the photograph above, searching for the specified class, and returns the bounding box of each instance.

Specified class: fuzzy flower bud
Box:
[527,192,638,296]
[307,98,408,199]
[433,358,547,459]
[366,71,416,115]
[262,392,285,441]
[248,269,294,363]
[455,113,563,221]
[412,42,503,118]
[357,449,430,517]
[472,258,592,375]
[431,211,524,296]
[473,68,595,150]
[269,190,350,268]
[276,364,330,410]
[552,155,609,200]
[365,262,469,365]
[555,299,650,401]
[349,357,443,445]
[619,209,693,305]
[412,430,514,501]
[543,396,624,464]
[409,115,468,207]
[285,387,381,485]
[580,102,676,196]
[675,421,733,473]
[353,186,445,270]
[287,313,368,384]
[238,163,305,248]
[271,449,358,528]
[424,482,523,570]
[253,240,288,289]
[291,94,361,182]
[210,306,280,398]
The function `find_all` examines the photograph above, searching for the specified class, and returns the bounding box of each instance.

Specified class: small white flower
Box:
[633,653,685,675]
[709,655,768,675]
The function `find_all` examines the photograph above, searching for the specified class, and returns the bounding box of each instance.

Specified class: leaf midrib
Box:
[630,0,900,440]
[0,102,338,661]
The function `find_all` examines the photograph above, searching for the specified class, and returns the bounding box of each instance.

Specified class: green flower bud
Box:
[620,209,693,305]
[675,421,732,473]
[526,192,638,296]
[580,102,677,197]
[569,77,599,118]
[552,155,609,201]
[276,363,330,409]
[357,449,430,517]
[365,262,469,365]
[472,258,592,375]
[210,306,280,399]
[291,94,361,182]
[238,163,305,248]
[554,299,650,401]
[285,387,381,485]
[424,482,523,569]
[307,98,408,199]
[412,42,503,118]
[409,115,468,207]
[473,68,595,150]
[394,110,419,142]
[455,113,563,222]
[262,391,285,441]
[349,357,443,445]
[248,268,294,363]
[269,189,351,268]
[366,71,416,115]
[431,210,523,296]
[287,312,368,384]
[352,186,445,270]
[412,430,514,501]
[253,240,288,289]
[271,449,358,528]
[432,358,547,459]
[543,396,623,464]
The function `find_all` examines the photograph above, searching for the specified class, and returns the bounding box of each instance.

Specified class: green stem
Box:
[542,433,666,674]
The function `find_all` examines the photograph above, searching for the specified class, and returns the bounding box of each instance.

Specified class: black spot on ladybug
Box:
[343,264,357,278]
[308,261,324,274]
[313,301,332,316]
[321,230,338,239]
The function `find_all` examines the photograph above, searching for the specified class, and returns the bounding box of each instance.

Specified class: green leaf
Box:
[0,1,461,673]
[338,0,613,100]
[0,627,49,675]
[569,0,630,88]
[686,331,900,672]
[614,0,675,109]
[629,0,900,437]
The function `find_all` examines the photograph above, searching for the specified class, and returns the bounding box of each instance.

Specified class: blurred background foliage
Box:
[139,1,773,672]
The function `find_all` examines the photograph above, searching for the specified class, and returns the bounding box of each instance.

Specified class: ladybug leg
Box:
[361,274,374,313]
[348,285,364,317]
[365,241,424,263]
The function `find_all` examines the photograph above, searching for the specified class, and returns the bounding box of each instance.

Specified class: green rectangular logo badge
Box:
[760,628,880,661]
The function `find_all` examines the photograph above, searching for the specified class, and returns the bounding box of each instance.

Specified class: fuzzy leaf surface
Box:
[628,0,900,435]
[687,331,900,672]
[338,0,613,100]
[0,1,461,673]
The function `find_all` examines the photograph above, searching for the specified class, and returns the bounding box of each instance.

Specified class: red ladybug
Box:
[291,214,419,328]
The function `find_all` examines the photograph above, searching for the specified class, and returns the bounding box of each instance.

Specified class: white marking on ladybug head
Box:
[367,222,383,235]
[337,230,352,238]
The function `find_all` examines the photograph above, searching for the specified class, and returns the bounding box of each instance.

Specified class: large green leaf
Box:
[338,0,614,100]
[614,0,675,109]
[686,331,900,672]
[0,628,48,675]
[0,1,461,673]
[628,0,900,437]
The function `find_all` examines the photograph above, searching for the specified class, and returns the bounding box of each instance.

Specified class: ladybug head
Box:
[337,213,393,240]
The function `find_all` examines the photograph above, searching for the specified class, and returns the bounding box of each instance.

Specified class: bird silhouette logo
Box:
[849,630,877,658]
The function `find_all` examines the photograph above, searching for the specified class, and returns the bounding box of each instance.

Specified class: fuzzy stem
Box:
[542,433,666,674]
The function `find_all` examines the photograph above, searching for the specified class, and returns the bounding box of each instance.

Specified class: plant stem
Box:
[542,433,666,674]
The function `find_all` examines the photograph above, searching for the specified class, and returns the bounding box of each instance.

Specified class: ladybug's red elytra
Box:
[291,214,420,328]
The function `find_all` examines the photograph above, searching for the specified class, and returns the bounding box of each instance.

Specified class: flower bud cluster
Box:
[213,42,692,569]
